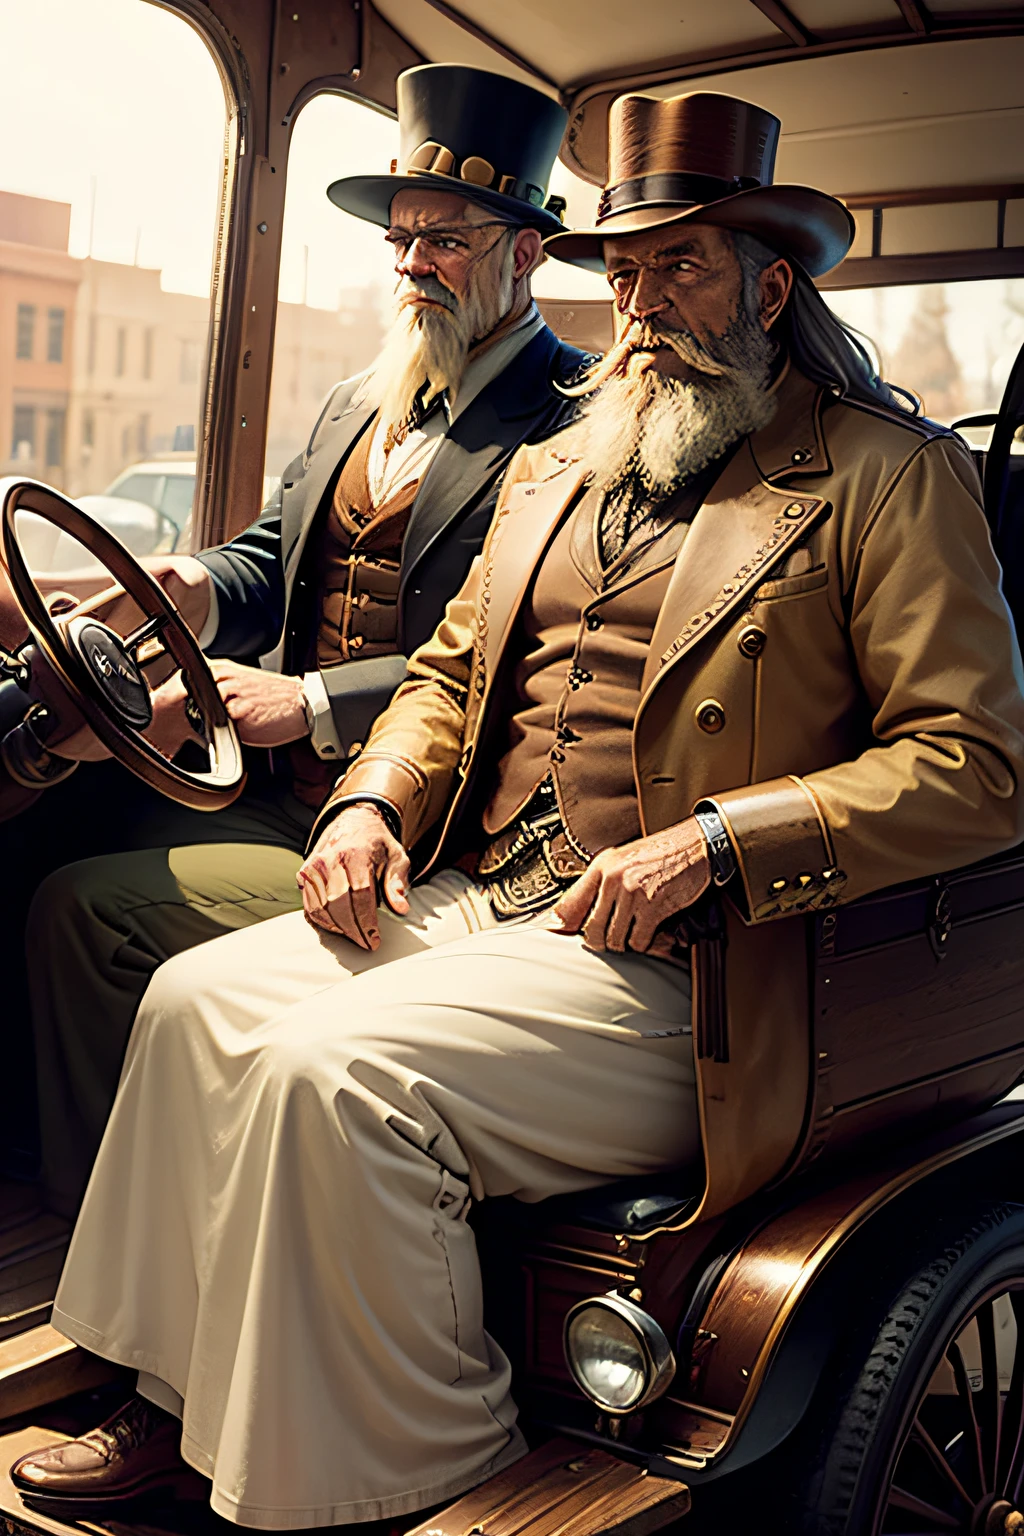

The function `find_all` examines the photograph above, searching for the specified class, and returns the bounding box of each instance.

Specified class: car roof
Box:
[374,0,1024,287]
[110,461,196,479]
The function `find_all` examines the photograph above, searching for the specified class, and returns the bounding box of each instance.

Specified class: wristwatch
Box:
[693,802,738,888]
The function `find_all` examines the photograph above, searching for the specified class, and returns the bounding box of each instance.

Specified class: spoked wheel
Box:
[798,1203,1024,1536]
[883,1286,1024,1533]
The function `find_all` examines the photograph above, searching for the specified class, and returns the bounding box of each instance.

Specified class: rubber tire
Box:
[794,1199,1024,1536]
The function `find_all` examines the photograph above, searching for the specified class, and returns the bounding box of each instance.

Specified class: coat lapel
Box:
[481,458,589,686]
[641,440,831,699]
[399,327,563,590]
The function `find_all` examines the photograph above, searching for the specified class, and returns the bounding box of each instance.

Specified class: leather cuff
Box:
[706,775,847,923]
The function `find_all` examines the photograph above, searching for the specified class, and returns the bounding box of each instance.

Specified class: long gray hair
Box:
[734,231,918,415]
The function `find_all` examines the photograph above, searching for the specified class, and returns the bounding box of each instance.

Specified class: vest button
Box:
[585,613,602,631]
[695,699,726,734]
[737,624,767,659]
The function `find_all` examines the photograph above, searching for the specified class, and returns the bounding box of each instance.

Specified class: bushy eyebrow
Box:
[607,240,707,271]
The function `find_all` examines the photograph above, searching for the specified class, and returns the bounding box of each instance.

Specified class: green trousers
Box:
[2,760,312,1215]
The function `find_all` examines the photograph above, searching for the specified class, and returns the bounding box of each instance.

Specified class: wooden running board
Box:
[0,1430,690,1536]
[0,1325,119,1421]
[406,1439,691,1536]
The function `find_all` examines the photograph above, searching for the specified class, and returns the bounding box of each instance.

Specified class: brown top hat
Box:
[545,91,854,278]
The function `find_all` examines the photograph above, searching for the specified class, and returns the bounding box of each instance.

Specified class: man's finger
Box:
[582,880,617,952]
[381,849,411,914]
[603,894,638,954]
[298,868,343,935]
[345,857,381,949]
[626,906,661,954]
[323,866,374,950]
[553,868,601,932]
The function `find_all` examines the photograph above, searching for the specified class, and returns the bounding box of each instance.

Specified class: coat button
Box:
[585,613,602,631]
[695,699,726,734]
[791,447,813,464]
[737,624,767,659]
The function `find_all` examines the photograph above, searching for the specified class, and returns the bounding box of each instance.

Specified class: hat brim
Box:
[543,184,855,279]
[327,170,566,238]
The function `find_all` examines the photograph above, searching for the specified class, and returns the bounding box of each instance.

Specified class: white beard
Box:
[567,312,778,497]
[369,242,516,438]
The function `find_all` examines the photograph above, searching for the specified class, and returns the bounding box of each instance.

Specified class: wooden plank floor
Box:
[0,1181,70,1342]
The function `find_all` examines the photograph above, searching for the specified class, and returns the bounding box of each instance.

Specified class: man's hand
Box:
[297,803,411,948]
[209,660,307,747]
[22,645,110,761]
[553,818,711,954]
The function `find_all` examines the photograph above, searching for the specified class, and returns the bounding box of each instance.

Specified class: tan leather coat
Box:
[317,365,1024,913]
[314,363,1024,1214]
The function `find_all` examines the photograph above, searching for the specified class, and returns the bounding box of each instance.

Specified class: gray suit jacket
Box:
[199,323,588,756]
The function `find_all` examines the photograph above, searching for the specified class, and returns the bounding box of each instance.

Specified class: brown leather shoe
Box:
[10,1396,205,1516]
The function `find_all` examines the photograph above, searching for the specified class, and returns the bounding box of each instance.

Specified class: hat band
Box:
[597,171,762,222]
[398,141,554,214]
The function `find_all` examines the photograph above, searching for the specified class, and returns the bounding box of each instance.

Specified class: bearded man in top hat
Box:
[0,62,588,1211]
[14,89,1024,1528]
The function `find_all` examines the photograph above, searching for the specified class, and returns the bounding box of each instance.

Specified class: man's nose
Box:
[396,238,437,278]
[627,266,671,324]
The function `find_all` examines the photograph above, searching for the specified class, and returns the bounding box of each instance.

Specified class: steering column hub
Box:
[65,618,153,731]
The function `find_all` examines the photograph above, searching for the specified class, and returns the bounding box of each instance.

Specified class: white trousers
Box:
[53,871,699,1529]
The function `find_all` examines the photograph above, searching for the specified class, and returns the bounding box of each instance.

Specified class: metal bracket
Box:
[928,880,953,961]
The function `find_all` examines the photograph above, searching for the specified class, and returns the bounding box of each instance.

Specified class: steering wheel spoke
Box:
[1,479,244,810]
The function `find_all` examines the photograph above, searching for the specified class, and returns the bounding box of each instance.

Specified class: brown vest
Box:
[316,430,420,665]
[290,431,421,808]
[483,490,688,858]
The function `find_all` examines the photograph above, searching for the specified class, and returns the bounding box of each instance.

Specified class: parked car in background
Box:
[102,454,197,536]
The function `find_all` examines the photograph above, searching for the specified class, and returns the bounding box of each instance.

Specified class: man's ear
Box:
[759,258,793,330]
[513,227,544,281]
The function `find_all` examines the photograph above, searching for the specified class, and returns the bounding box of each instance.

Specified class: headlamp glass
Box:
[565,1305,651,1411]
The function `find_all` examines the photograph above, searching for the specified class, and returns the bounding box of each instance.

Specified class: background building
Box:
[0,192,81,490]
[0,190,384,502]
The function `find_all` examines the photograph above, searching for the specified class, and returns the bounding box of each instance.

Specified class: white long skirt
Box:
[53,873,698,1528]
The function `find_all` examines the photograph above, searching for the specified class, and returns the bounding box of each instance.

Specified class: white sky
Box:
[0,0,1021,409]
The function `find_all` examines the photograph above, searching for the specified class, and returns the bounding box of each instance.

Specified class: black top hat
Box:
[328,64,569,238]
[545,91,854,278]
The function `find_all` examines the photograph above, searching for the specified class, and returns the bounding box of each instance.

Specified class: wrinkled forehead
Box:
[388,187,495,231]
[603,221,736,273]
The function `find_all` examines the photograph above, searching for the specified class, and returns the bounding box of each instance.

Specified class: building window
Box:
[87,315,97,376]
[16,304,35,360]
[143,327,154,381]
[82,410,95,449]
[115,326,127,378]
[11,405,35,458]
[121,423,132,460]
[136,414,149,456]
[179,338,199,384]
[45,409,65,469]
[47,307,65,363]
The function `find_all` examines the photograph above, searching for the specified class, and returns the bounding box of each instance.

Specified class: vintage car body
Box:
[1,1,1024,1534]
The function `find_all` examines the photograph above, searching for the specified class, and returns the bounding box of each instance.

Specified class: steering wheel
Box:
[1,478,245,810]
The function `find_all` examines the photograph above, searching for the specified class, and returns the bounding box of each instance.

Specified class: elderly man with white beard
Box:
[15,88,1024,1529]
[6,63,586,1213]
